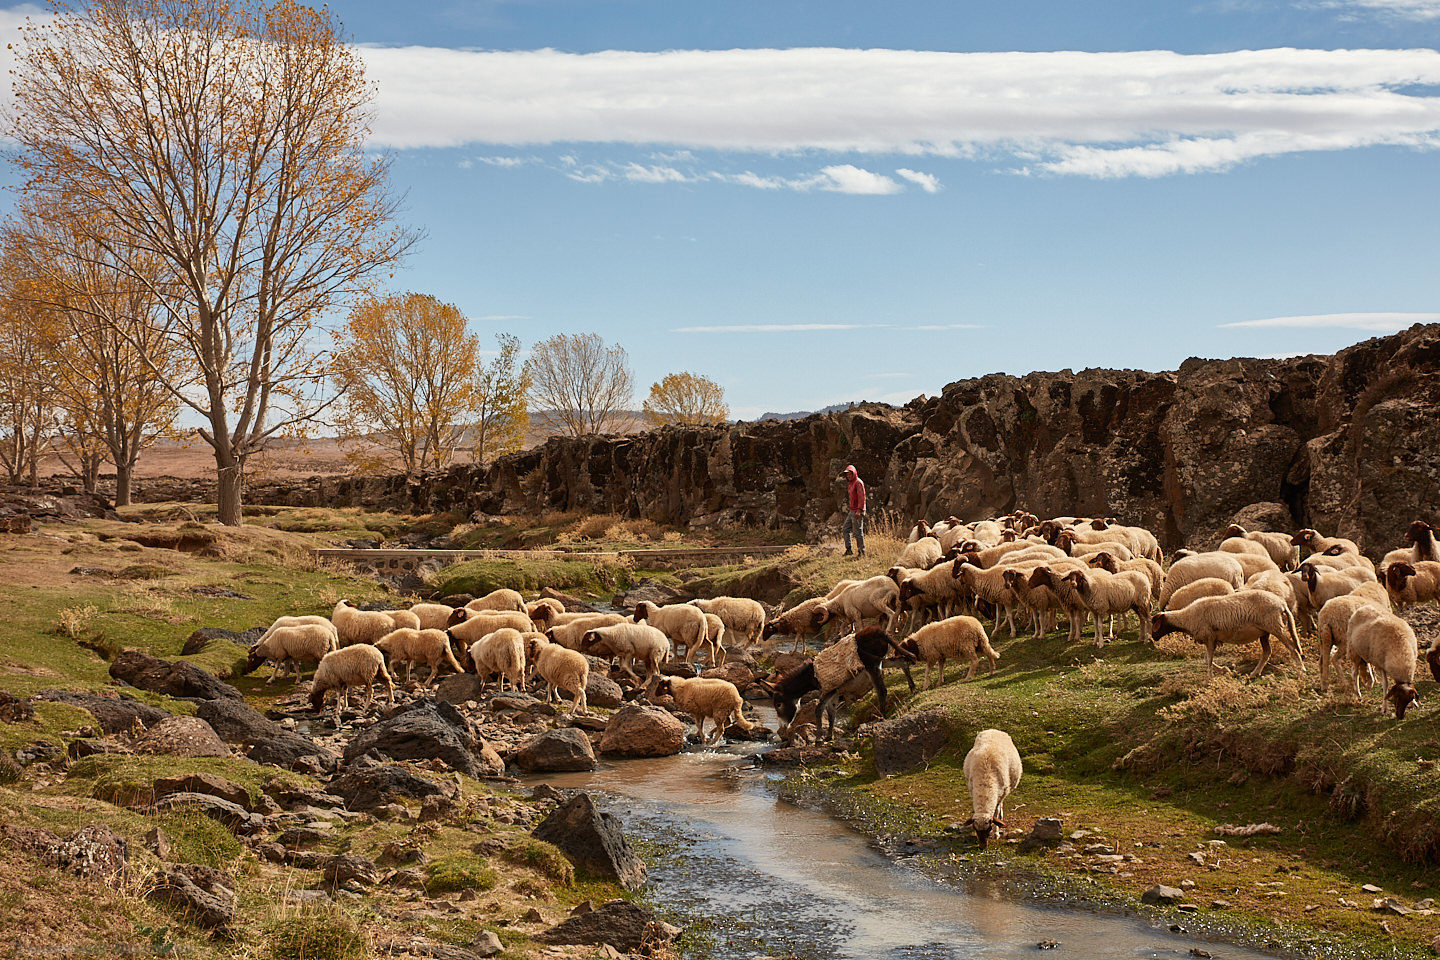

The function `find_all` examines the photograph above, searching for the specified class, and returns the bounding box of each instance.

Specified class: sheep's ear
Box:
[992,817,1006,828]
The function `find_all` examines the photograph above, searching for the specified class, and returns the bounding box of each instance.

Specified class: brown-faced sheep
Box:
[688,596,766,648]
[1384,560,1440,608]
[375,627,463,687]
[1223,524,1300,570]
[1314,582,1390,691]
[894,615,998,690]
[1150,590,1304,678]
[244,623,337,683]
[633,600,708,662]
[581,622,671,684]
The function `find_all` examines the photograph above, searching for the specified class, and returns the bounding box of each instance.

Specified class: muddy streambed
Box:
[534,712,1278,960]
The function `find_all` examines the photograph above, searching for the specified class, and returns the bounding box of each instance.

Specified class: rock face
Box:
[254,323,1440,551]
[515,728,596,772]
[532,793,647,891]
[536,899,677,951]
[109,650,242,701]
[342,699,488,778]
[871,708,951,777]
[598,704,686,757]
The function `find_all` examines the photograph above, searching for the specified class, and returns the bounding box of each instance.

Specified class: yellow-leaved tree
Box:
[472,333,531,465]
[642,371,730,427]
[9,0,414,524]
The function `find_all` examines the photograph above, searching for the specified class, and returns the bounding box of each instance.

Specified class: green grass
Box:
[424,855,500,894]
[155,808,245,869]
[65,753,315,805]
[501,838,574,885]
[429,557,635,598]
[264,904,369,960]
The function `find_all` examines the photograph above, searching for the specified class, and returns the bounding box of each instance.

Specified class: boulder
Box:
[135,716,230,758]
[1226,502,1297,539]
[147,863,236,928]
[31,690,170,735]
[514,728,597,772]
[1141,885,1186,905]
[109,650,241,701]
[181,626,263,655]
[533,793,646,890]
[433,673,484,705]
[584,674,625,709]
[152,773,251,810]
[342,699,486,778]
[67,739,131,760]
[51,824,129,885]
[247,730,339,771]
[195,698,282,745]
[1027,817,1065,844]
[150,793,264,835]
[871,708,950,777]
[536,899,678,952]
[598,704,685,757]
[615,578,692,609]
[0,691,34,723]
[323,853,380,886]
[328,764,444,811]
[701,662,755,690]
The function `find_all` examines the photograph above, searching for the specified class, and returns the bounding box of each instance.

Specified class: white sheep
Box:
[1292,528,1360,557]
[654,675,753,745]
[1164,577,1235,611]
[633,600,708,661]
[1085,551,1164,606]
[523,634,589,717]
[375,627,463,687]
[961,729,1023,849]
[258,614,336,647]
[308,644,394,713]
[1053,568,1152,647]
[688,596,766,648]
[693,613,727,667]
[332,601,406,647]
[1157,553,1246,609]
[1298,562,1379,609]
[1346,605,1420,718]
[580,622,671,684]
[407,602,455,632]
[1150,590,1304,678]
[544,612,626,650]
[1223,524,1299,570]
[761,598,829,653]
[818,576,899,634]
[464,588,527,613]
[894,615,998,689]
[897,560,968,632]
[896,536,943,570]
[244,623,338,683]
[469,627,527,693]
[1314,582,1390,691]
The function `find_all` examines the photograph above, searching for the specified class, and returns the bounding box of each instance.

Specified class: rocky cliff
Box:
[233,323,1440,550]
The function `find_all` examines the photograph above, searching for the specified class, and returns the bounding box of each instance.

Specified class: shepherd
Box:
[841,464,866,558]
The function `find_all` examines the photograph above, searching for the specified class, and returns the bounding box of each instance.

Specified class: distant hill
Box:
[752,403,851,423]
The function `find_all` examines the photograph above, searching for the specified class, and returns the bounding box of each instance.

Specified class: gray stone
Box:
[149,793,264,835]
[32,690,170,735]
[584,674,625,709]
[433,673,484,705]
[515,728,597,772]
[109,649,241,701]
[323,854,380,886]
[532,793,646,891]
[328,763,444,811]
[536,899,679,952]
[51,825,128,885]
[467,930,503,957]
[247,730,339,771]
[1027,818,1065,844]
[342,699,486,778]
[135,716,230,758]
[147,863,236,928]
[152,773,251,810]
[871,708,949,777]
[1141,885,1186,905]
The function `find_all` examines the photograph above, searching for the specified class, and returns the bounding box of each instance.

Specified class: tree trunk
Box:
[81,455,99,494]
[216,461,243,526]
[115,460,133,507]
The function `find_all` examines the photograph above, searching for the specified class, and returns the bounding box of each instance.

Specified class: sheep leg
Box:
[1092,613,1105,650]
[1205,644,1217,678]
[901,659,918,694]
[866,663,890,717]
[1250,636,1274,679]
[695,717,707,743]
[266,660,281,684]
[964,658,979,682]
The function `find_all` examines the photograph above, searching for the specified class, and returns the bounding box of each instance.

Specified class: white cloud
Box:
[477,155,528,167]
[1307,0,1440,19]
[353,46,1440,178]
[895,168,941,192]
[619,163,700,184]
[1219,312,1440,330]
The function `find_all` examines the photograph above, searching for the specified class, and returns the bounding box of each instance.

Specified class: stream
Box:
[534,710,1279,960]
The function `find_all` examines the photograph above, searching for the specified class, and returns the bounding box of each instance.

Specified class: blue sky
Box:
[5,0,1439,418]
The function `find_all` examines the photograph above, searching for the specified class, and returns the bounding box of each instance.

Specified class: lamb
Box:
[1053,568,1152,647]
[523,635,589,717]
[1150,590,1304,678]
[818,576,899,634]
[896,536,943,570]
[654,675,752,745]
[468,627,527,693]
[308,644,394,713]
[893,615,998,690]
[243,623,338,683]
[1314,582,1390,691]
[1156,553,1246,609]
[580,622,671,684]
[1164,577,1235,611]
[961,729,1023,849]
[1384,560,1440,608]
[1346,605,1420,718]
[688,596,766,648]
[1298,562,1379,609]
[407,602,455,632]
[693,613,727,667]
[375,627,463,687]
[464,588,527,613]
[332,600,406,647]
[761,598,829,653]
[633,600,707,661]
[1223,524,1299,570]
[1292,528,1360,557]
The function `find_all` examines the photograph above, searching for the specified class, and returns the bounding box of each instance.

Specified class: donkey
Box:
[758,626,914,741]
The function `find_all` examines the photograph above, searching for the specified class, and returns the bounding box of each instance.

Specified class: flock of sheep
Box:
[240,511,1440,846]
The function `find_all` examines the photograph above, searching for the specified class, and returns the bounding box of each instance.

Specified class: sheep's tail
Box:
[1279,605,1304,669]
[978,630,1001,662]
[730,709,755,732]
[443,644,464,674]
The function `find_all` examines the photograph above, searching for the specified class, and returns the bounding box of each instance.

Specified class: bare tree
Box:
[525,333,634,437]
[10,0,414,523]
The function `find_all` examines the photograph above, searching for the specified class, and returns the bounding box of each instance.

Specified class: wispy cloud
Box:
[895,169,941,193]
[1304,0,1440,19]
[1219,312,1440,330]
[352,46,1440,178]
[672,321,984,333]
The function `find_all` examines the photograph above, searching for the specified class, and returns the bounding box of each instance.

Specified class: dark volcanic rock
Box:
[514,728,596,772]
[583,674,624,709]
[342,699,485,777]
[109,650,241,701]
[323,853,380,886]
[195,698,282,745]
[51,824,129,885]
[247,731,338,771]
[598,704,685,757]
[328,764,444,811]
[533,793,647,890]
[536,899,677,951]
[871,708,950,777]
[32,690,170,734]
[152,773,251,810]
[147,863,236,927]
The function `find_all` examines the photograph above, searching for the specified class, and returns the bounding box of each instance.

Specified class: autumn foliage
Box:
[643,371,730,427]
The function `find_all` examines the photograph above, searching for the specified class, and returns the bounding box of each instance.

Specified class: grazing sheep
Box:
[1298,562,1379,609]
[962,729,1023,849]
[1164,577,1236,611]
[1157,553,1246,609]
[693,613,727,667]
[1219,536,1273,559]
[1150,590,1304,678]
[375,627,463,687]
[688,596,766,648]
[1053,568,1152,647]
[407,602,455,631]
[469,627,527,693]
[581,622,671,684]
[1244,569,1303,624]
[332,600,402,647]
[1314,583,1390,691]
[1292,529,1360,557]
[896,536,944,570]
[633,600,708,661]
[1346,605,1420,718]
[894,615,998,690]
[654,675,752,745]
[819,575,900,634]
[761,626,911,739]
[523,635,589,717]
[525,598,567,624]
[543,612,626,650]
[308,644,394,713]
[906,520,933,544]
[1223,524,1300,570]
[244,623,338,683]
[1384,560,1440,608]
[761,598,829,653]
[1023,564,1093,643]
[258,615,336,646]
[464,588,527,613]
[1085,551,1164,606]
[956,562,1027,638]
[447,609,536,666]
[958,540,1064,568]
[898,559,969,631]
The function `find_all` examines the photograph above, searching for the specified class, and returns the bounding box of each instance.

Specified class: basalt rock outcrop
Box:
[176,324,1440,551]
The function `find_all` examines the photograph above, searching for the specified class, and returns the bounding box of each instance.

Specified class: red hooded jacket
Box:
[844,465,866,513]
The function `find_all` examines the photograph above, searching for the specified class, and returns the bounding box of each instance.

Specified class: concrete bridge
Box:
[314,544,796,577]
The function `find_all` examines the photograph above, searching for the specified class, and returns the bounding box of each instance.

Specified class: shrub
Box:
[424,855,499,894]
[503,839,573,885]
[55,605,99,638]
[266,904,368,960]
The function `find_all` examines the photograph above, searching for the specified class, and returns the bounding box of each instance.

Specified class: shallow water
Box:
[535,714,1279,960]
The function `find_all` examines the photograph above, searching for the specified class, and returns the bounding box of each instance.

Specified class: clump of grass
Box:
[0,750,22,784]
[429,558,634,598]
[265,903,368,960]
[55,605,99,639]
[502,838,573,885]
[424,855,499,894]
[156,809,244,869]
[116,563,174,581]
